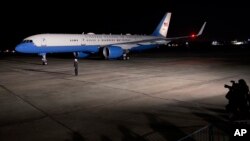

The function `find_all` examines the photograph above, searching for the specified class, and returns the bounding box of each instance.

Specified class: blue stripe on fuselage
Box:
[15,43,100,54]
[15,43,159,55]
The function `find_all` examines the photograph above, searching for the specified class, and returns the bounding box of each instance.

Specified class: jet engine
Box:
[102,46,124,59]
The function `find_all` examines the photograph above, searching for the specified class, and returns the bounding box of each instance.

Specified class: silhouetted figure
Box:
[74,59,78,76]
[247,89,250,111]
[225,79,250,120]
[237,79,249,118]
[225,80,239,119]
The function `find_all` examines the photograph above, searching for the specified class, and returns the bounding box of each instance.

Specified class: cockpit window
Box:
[22,40,33,43]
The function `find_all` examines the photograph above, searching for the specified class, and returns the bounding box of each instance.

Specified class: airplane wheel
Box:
[123,54,130,60]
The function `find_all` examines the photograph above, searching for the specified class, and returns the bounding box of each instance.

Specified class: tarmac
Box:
[1,49,250,141]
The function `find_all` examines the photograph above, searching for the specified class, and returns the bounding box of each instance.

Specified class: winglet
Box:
[197,22,206,36]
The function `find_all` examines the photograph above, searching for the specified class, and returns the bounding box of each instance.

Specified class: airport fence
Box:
[177,124,229,141]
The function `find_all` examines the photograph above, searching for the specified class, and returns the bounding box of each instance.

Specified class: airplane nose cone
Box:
[15,43,36,53]
[15,44,25,53]
[15,43,28,53]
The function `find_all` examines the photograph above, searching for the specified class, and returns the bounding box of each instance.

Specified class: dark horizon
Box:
[0,0,249,49]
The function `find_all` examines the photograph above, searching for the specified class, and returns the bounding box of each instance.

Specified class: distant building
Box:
[211,41,223,46]
[231,40,247,45]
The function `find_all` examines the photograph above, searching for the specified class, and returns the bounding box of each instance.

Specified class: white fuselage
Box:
[25,34,159,49]
[16,13,206,60]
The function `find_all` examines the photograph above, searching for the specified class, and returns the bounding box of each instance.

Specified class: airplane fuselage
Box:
[15,12,205,64]
[16,34,162,54]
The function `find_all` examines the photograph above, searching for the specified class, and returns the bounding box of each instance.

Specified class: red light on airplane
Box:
[191,34,195,38]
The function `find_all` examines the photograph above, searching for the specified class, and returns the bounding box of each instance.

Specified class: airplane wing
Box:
[101,22,206,47]
[166,22,206,41]
[100,37,167,47]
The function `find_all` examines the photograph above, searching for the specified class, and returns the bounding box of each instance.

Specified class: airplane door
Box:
[41,38,46,46]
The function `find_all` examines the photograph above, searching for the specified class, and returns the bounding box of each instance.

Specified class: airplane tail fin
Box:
[152,12,171,37]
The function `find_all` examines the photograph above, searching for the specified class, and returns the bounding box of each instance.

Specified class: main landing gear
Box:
[123,50,130,60]
[40,53,48,65]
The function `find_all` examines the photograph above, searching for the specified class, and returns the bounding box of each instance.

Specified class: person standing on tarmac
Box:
[237,79,249,118]
[225,80,238,119]
[74,59,78,76]
[225,79,250,120]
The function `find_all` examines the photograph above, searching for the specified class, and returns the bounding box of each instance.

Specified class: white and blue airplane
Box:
[15,13,206,65]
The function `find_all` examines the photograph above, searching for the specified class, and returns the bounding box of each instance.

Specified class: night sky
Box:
[0,0,249,49]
